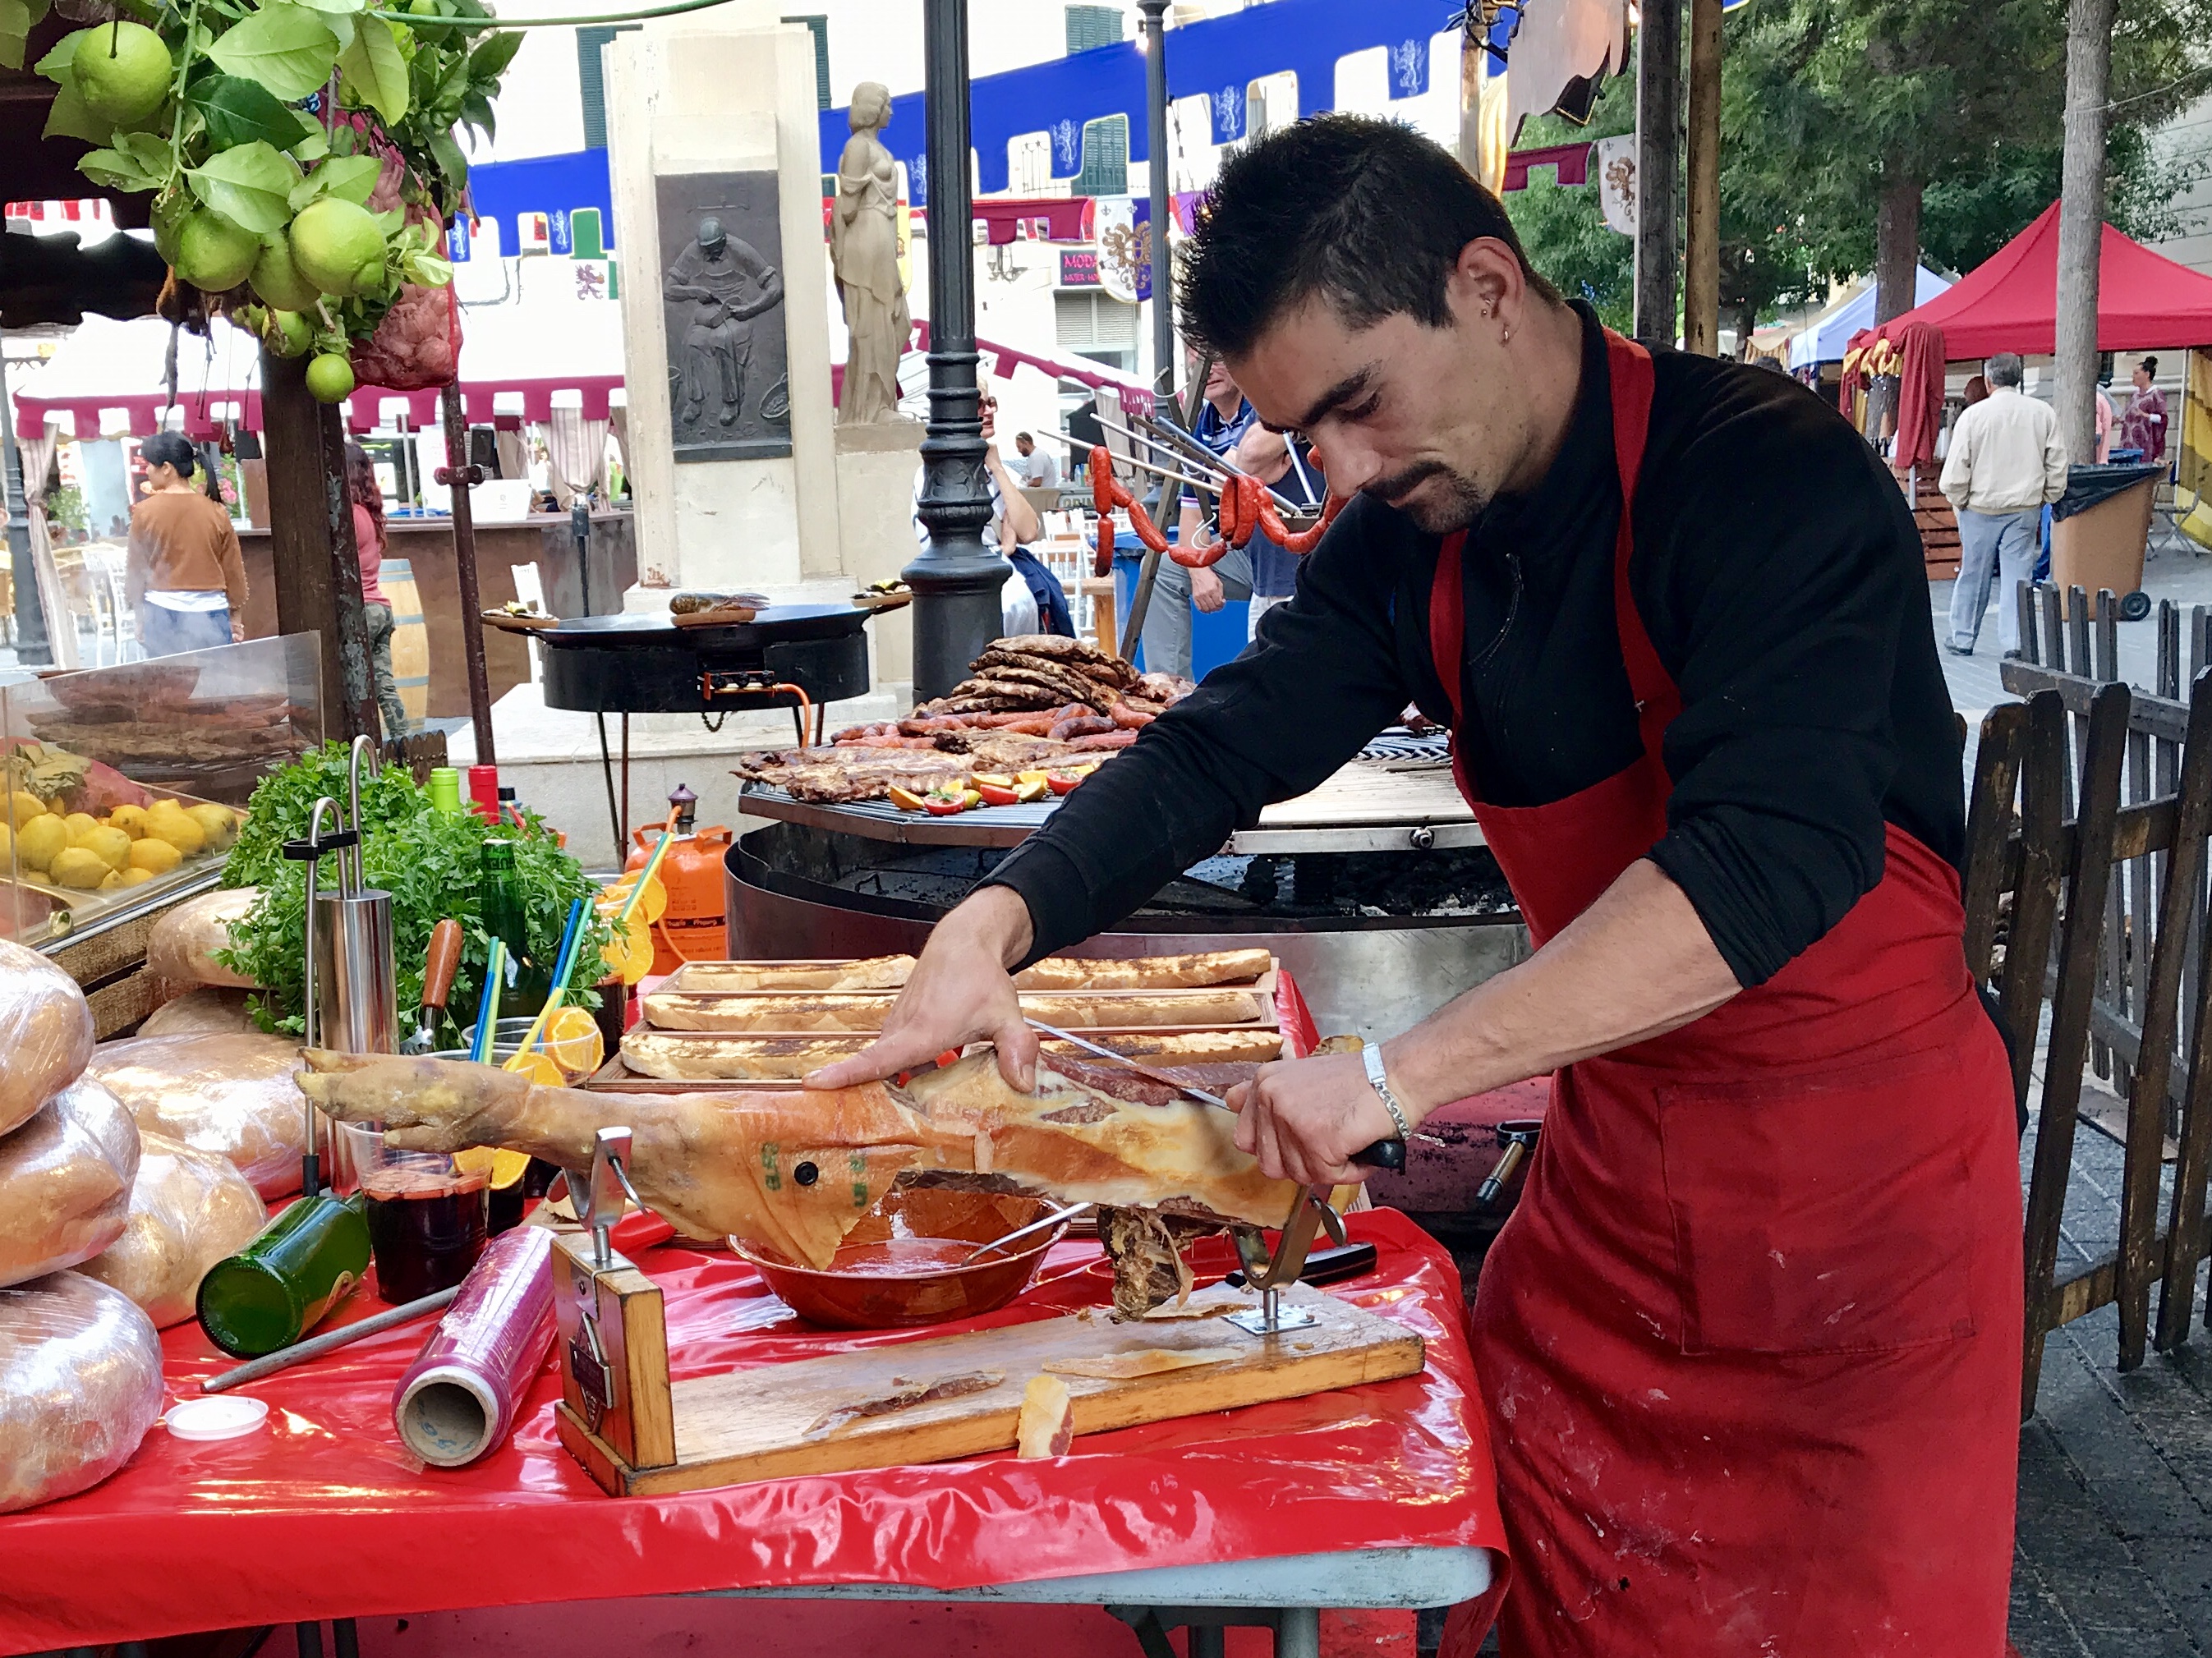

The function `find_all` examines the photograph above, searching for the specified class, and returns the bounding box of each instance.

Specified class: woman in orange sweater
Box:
[124,433,247,657]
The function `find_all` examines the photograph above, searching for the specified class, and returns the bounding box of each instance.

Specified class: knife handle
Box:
[421,918,465,1014]
[1352,1138,1406,1173]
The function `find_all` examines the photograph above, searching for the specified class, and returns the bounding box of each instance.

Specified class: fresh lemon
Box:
[62,811,101,845]
[71,21,171,126]
[173,209,260,294]
[250,236,323,312]
[79,824,131,871]
[305,352,356,404]
[107,805,149,840]
[127,838,182,875]
[186,802,238,853]
[453,1146,532,1188]
[290,198,386,297]
[16,814,67,872]
[7,791,47,826]
[117,867,156,887]
[48,847,110,889]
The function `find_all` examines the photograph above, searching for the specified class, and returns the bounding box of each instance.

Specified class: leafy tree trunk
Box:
[1874,168,1922,325]
[1634,0,1685,342]
[2056,0,2117,462]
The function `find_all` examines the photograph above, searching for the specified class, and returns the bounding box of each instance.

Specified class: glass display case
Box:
[2,634,324,948]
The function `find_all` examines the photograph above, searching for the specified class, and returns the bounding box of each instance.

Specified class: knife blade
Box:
[1026,1017,1405,1173]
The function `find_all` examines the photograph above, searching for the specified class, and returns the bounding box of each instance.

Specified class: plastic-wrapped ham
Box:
[0,1271,165,1513]
[81,1132,267,1328]
[89,1031,310,1199]
[0,1078,140,1288]
[0,939,95,1137]
[144,888,259,990]
[139,986,258,1038]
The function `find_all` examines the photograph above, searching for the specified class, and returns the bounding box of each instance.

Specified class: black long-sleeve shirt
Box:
[986,307,1964,988]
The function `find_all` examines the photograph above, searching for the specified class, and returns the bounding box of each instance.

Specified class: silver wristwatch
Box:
[1360,1042,1413,1141]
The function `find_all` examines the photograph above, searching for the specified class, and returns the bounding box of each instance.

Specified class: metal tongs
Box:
[1028,1019,1402,1336]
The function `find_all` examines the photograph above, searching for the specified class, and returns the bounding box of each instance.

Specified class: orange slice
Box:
[601,909,655,985]
[541,1005,605,1079]
[601,872,667,926]
[501,1049,564,1086]
[453,1146,533,1188]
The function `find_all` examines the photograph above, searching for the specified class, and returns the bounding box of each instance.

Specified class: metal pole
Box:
[1139,0,1175,405]
[1632,0,1683,346]
[0,350,54,664]
[903,0,1005,699]
[438,381,495,762]
[1681,0,1722,356]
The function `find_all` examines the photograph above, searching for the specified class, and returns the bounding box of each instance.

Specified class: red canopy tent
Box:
[1869,202,2212,358]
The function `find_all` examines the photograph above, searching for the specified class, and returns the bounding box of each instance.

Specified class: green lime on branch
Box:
[71,21,171,126]
[250,236,324,310]
[290,197,387,298]
[263,309,315,359]
[305,352,356,403]
[173,208,260,292]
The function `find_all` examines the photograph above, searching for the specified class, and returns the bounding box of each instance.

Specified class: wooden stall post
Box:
[438,380,495,762]
[260,347,377,741]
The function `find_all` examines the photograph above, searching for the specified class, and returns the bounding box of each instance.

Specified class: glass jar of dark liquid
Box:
[338,1123,491,1302]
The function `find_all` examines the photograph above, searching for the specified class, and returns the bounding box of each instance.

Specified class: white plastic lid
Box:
[166,1394,271,1441]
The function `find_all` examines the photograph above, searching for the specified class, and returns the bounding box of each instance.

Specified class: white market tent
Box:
[1787,266,1952,370]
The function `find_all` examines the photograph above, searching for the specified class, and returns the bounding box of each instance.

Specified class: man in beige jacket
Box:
[1939,351,2068,655]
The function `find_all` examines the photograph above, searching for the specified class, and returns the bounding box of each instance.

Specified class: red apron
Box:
[1433,332,2023,1656]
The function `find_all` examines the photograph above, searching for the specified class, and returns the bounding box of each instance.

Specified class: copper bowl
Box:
[729,1187,1069,1330]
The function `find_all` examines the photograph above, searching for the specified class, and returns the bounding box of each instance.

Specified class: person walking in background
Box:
[2095,379,2117,463]
[1230,422,1324,641]
[2122,356,2168,463]
[345,443,407,740]
[1940,351,2068,656]
[1012,432,1061,489]
[125,432,246,657]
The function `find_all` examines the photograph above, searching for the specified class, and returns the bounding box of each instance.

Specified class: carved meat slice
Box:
[1015,1374,1074,1458]
[642,989,1266,1034]
[806,1369,1005,1437]
[1045,1345,1240,1380]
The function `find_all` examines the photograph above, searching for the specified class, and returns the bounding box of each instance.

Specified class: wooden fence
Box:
[1973,582,2212,1415]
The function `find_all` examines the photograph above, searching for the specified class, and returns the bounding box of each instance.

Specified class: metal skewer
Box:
[1053,434,1223,499]
[1136,411,1308,517]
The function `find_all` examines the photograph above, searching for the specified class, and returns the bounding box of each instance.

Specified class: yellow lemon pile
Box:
[5,793,241,893]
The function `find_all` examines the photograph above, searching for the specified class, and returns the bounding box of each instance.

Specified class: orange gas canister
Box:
[625,786,733,973]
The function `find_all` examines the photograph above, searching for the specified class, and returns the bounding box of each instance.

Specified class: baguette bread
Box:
[642,988,1266,1034]
[1012,949,1273,990]
[673,950,1271,995]
[620,1026,1285,1081]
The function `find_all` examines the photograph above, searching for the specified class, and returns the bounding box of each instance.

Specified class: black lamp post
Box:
[1138,0,1175,405]
[903,0,1005,700]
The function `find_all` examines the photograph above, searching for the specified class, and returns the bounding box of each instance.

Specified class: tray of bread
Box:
[593,948,1285,1091]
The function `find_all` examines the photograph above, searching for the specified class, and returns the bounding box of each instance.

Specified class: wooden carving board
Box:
[555,1283,1424,1497]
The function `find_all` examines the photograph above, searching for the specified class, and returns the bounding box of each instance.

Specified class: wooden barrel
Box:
[380,558,430,725]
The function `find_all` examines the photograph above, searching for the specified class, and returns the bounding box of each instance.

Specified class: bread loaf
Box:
[144,887,259,988]
[139,986,259,1038]
[0,939,95,1137]
[0,1272,165,1513]
[90,1031,310,1199]
[642,988,1266,1034]
[81,1132,267,1327]
[0,1079,140,1288]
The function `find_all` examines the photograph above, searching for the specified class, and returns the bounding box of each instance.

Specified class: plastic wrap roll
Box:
[391,1225,556,1467]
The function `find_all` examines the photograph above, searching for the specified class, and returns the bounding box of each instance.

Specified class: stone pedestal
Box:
[835,419,924,687]
[606,17,841,593]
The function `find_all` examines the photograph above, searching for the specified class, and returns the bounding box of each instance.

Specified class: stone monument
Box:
[830,83,910,428]
[606,16,839,593]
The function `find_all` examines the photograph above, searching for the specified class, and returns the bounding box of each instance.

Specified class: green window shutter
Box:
[1065,6,1121,53]
[576,25,642,151]
[1075,113,1128,196]
[783,14,830,110]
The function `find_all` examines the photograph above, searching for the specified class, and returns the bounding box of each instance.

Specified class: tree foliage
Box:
[1506,0,2212,342]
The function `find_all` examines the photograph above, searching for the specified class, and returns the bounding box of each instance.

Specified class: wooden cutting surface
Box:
[557,1282,1425,1496]
[1253,758,1469,829]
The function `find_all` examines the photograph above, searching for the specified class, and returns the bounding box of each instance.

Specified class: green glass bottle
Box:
[476,838,549,1011]
[196,1188,373,1357]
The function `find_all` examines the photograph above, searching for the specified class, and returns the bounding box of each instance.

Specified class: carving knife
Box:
[1025,1017,1405,1173]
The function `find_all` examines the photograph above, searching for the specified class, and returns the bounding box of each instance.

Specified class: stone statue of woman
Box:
[831,82,912,425]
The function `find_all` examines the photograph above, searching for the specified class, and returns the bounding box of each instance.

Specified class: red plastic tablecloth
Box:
[0,1208,1502,1653]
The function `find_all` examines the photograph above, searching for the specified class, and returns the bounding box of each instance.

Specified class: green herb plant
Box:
[215,741,608,1040]
[11,0,520,397]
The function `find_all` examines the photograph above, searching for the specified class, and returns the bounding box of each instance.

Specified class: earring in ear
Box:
[1501,324,1512,346]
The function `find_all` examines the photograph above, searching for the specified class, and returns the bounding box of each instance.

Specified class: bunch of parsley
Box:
[214,742,608,1040]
